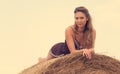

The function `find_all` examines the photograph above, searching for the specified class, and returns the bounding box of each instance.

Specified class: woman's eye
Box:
[80,17,84,19]
[75,17,79,20]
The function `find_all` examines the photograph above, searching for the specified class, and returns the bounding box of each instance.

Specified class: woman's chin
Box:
[78,26,84,28]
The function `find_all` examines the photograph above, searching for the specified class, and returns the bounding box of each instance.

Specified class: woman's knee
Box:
[46,52,55,60]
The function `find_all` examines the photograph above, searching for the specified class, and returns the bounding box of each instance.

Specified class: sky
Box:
[0,0,120,74]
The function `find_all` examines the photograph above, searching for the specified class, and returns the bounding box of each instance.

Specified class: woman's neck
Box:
[78,27,84,33]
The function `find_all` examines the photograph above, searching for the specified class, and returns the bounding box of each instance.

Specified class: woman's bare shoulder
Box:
[65,25,74,34]
[93,28,96,35]
[92,28,96,39]
[65,25,74,31]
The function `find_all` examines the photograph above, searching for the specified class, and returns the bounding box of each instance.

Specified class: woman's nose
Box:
[78,19,82,22]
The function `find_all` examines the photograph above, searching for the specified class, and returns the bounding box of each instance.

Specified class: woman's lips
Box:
[77,24,84,28]
[78,24,82,26]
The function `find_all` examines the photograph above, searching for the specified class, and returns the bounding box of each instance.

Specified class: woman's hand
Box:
[82,49,92,59]
[71,48,95,59]
[71,49,83,53]
[89,48,95,55]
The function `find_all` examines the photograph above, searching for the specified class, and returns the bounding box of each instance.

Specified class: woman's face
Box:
[74,12,88,28]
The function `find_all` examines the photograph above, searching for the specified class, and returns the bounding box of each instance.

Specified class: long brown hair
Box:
[74,6,93,49]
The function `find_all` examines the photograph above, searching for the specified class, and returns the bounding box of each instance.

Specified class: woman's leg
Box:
[38,51,54,63]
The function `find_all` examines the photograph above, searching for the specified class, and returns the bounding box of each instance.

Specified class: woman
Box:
[38,6,96,63]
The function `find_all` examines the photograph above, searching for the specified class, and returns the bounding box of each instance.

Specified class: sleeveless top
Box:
[50,26,83,57]
[50,38,83,58]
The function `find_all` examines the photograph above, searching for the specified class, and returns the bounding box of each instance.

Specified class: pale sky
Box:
[0,0,120,74]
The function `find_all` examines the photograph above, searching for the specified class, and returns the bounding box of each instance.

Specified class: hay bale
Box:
[19,52,120,74]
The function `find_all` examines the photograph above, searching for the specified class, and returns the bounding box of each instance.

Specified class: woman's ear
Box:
[86,18,88,21]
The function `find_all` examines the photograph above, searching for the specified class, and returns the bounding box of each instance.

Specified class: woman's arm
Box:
[65,26,83,53]
[89,28,96,54]
[83,29,96,59]
[91,28,96,49]
[65,26,76,53]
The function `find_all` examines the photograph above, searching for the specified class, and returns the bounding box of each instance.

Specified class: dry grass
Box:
[19,52,120,74]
